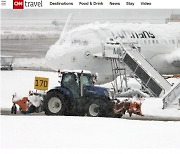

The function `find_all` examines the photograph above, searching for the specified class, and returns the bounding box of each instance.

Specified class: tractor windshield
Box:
[61,73,78,87]
[61,72,93,97]
[81,74,93,86]
[61,73,79,98]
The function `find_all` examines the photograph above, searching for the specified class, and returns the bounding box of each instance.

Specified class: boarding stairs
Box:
[110,58,128,94]
[121,42,171,97]
[93,38,180,108]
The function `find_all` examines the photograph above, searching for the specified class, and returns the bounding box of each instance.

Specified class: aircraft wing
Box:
[167,48,180,68]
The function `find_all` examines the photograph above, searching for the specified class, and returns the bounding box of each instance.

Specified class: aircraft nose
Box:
[45,44,67,70]
[47,44,67,57]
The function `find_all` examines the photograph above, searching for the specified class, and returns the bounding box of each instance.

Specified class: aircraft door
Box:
[178,33,180,48]
[178,38,180,48]
[137,44,141,53]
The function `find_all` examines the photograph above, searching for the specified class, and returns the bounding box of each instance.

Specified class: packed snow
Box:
[1,116,180,149]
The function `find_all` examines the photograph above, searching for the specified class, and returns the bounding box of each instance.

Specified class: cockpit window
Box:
[71,39,88,46]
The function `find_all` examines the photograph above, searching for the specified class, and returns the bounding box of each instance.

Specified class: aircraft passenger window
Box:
[148,40,151,44]
[178,39,180,44]
[83,41,88,45]
[172,40,175,44]
[144,40,147,44]
[156,40,159,44]
[139,40,142,44]
[72,39,81,44]
[152,40,155,44]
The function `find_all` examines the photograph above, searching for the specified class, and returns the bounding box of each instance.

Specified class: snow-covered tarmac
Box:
[1,70,180,149]
[1,115,180,149]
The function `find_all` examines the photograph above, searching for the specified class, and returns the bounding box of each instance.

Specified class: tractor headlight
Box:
[104,89,112,99]
[103,89,109,97]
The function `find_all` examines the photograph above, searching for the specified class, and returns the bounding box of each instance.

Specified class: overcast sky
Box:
[1,9,180,24]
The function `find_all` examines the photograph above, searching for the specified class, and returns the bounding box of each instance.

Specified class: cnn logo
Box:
[13,0,24,9]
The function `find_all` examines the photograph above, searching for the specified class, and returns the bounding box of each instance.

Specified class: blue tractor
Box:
[43,70,113,117]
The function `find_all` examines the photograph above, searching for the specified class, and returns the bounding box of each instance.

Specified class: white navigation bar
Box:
[1,0,180,9]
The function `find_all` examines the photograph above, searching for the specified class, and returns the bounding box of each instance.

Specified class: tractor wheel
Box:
[86,99,107,117]
[44,91,66,115]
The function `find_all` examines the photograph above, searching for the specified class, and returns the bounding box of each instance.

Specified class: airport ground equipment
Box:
[12,92,44,114]
[0,56,13,70]
[12,96,28,113]
[113,98,143,118]
[43,70,113,116]
[11,71,113,116]
[93,38,180,107]
[162,82,180,109]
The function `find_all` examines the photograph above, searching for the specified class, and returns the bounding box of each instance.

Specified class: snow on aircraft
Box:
[45,16,180,84]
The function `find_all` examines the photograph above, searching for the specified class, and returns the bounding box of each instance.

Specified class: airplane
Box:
[45,17,180,84]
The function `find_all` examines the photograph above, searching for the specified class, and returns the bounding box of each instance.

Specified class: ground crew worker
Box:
[11,103,17,114]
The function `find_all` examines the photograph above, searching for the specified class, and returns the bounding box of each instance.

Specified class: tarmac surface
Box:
[1,39,57,58]
[1,108,180,121]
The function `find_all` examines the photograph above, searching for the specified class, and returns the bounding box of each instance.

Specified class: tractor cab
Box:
[59,70,96,98]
